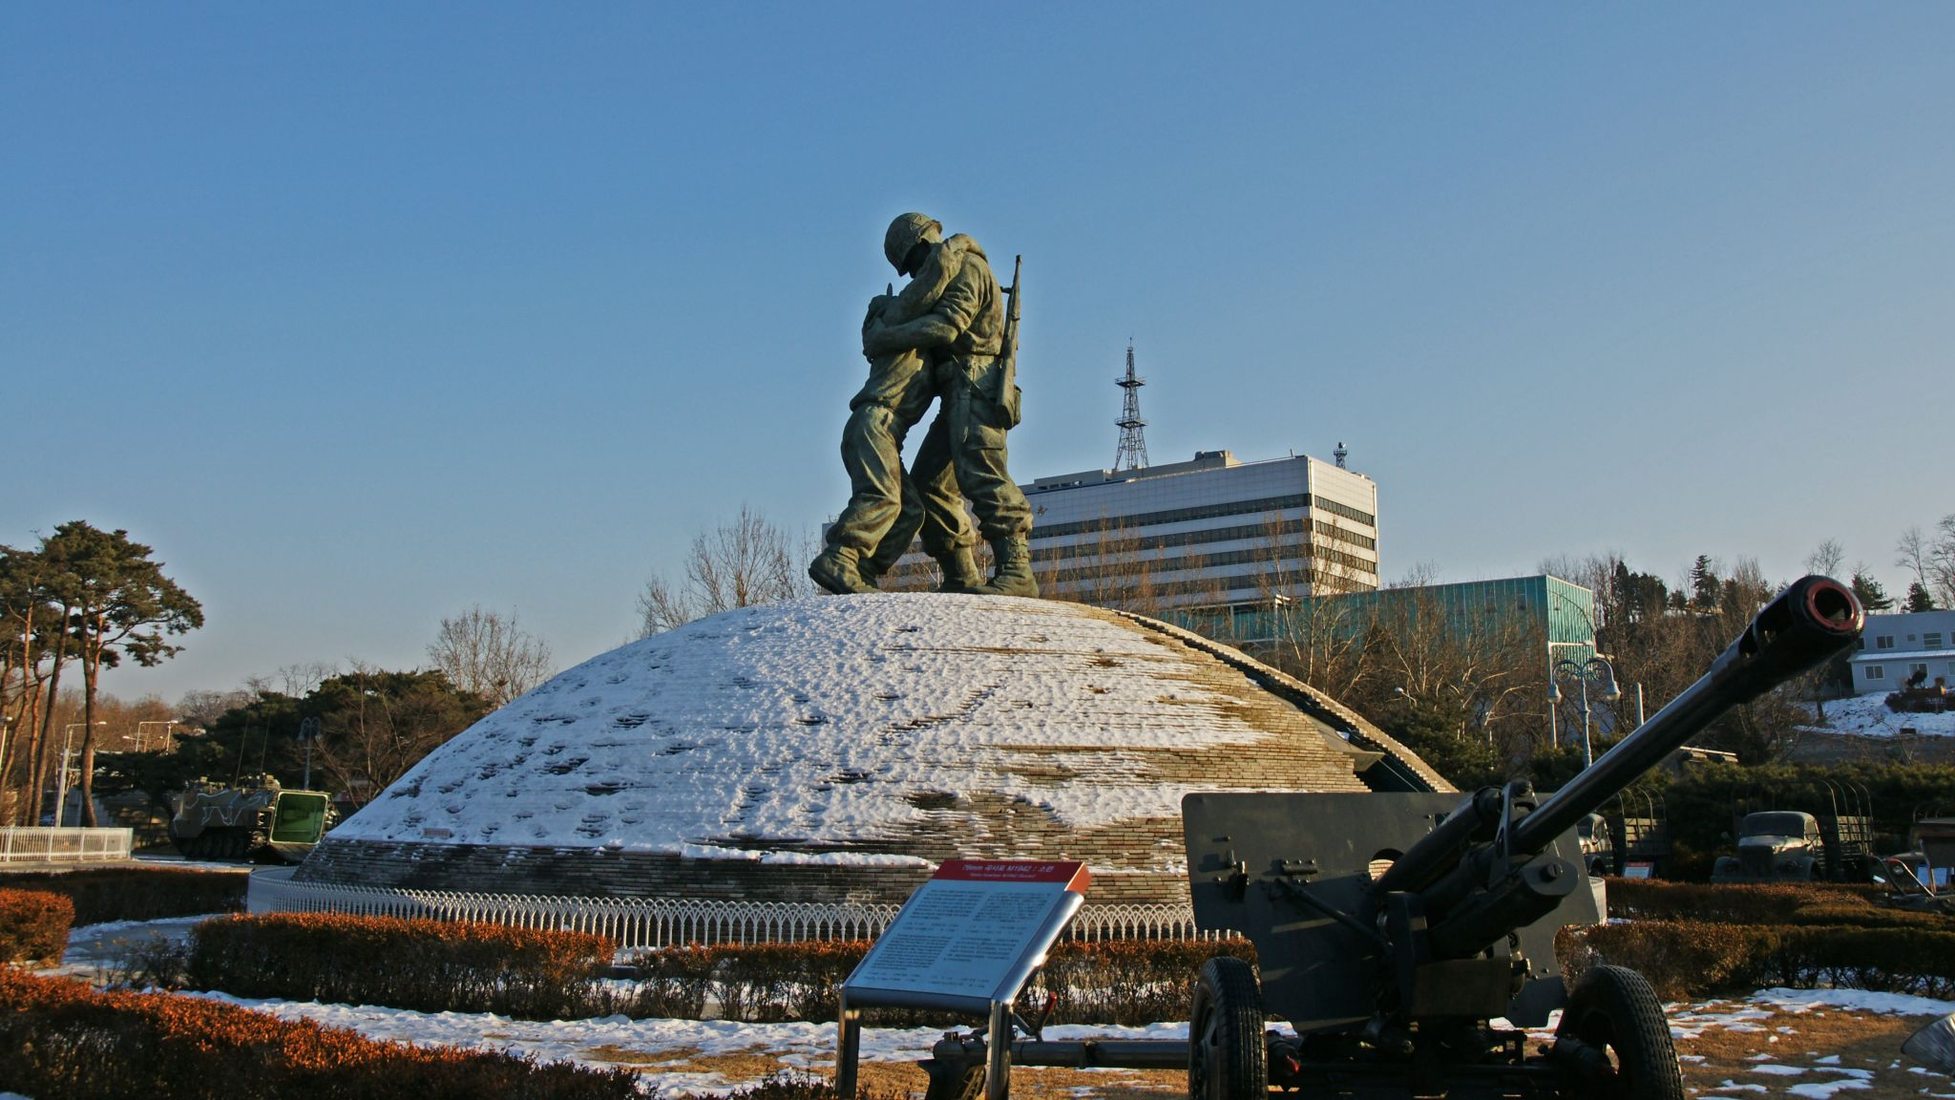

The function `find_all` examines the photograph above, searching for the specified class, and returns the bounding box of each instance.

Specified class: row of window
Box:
[1311,496,1376,526]
[1870,633,1949,651]
[1029,491,1376,540]
[1039,542,1380,583]
[1313,519,1377,551]
[1045,574,1278,601]
[1031,518,1310,563]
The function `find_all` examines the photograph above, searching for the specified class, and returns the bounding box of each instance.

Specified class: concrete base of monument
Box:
[287,593,1444,931]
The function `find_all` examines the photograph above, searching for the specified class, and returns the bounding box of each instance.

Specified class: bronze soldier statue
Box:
[808,214,982,594]
[865,214,1036,598]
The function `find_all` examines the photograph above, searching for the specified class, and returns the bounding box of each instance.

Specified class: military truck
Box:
[1712,778,1875,884]
[168,774,336,863]
[1604,787,1673,877]
[1575,813,1613,877]
[1713,810,1828,882]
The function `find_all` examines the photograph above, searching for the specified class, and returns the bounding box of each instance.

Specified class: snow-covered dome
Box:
[297,594,1444,906]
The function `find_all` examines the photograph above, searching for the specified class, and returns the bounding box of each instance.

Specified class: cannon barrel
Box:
[1372,575,1862,901]
[1511,573,1863,854]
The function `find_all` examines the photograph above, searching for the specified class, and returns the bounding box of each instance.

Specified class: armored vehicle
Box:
[168,774,336,863]
[1887,672,1952,713]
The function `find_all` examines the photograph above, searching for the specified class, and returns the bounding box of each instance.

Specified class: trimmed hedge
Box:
[1034,938,1257,1025]
[621,935,1255,1025]
[4,865,248,925]
[167,911,1254,1026]
[1605,878,1940,928]
[1562,918,1955,1001]
[0,968,640,1100]
[186,912,614,1019]
[0,887,75,963]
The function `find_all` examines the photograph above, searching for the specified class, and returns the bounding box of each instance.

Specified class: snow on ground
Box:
[1802,693,1955,738]
[1668,987,1955,1042]
[186,992,1185,1095]
[52,919,1955,1097]
[327,594,1348,866]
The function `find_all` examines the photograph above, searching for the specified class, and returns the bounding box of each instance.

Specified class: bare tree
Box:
[427,607,555,707]
[638,506,808,637]
[1897,525,1931,595]
[1804,539,1845,578]
[1928,515,1955,609]
[1030,517,1226,619]
[244,662,338,699]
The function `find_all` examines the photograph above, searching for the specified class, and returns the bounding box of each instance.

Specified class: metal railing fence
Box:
[247,869,1203,949]
[0,827,134,864]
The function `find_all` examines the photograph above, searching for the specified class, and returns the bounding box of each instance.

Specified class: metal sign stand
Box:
[835,859,1090,1100]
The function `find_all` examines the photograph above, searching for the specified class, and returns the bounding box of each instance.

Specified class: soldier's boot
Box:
[857,558,885,591]
[936,546,984,594]
[975,537,1038,598]
[808,546,876,595]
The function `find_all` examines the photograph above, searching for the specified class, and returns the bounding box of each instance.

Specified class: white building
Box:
[1849,609,1955,694]
[1018,449,1379,612]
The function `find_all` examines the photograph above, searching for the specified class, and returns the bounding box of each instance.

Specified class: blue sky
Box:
[5,5,1951,702]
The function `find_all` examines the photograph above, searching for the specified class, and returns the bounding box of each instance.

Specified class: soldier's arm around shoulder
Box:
[879,237,966,326]
[863,250,988,356]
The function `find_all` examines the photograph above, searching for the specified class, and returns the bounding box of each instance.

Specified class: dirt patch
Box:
[635,1005,1955,1099]
[1674,1000,1951,1099]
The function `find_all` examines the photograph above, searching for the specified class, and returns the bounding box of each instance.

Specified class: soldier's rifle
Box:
[998,255,1022,426]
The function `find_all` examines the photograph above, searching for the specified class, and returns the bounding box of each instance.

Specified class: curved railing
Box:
[247,868,1202,948]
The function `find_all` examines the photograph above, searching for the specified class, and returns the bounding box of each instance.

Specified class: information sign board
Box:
[844,859,1090,1010]
[836,859,1090,1100]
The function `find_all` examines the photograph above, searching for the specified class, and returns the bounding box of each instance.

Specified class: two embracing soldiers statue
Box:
[807,212,1038,599]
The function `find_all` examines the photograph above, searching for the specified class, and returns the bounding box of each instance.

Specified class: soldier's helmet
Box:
[883,212,943,276]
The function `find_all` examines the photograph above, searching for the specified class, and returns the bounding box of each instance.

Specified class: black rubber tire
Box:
[919,1058,985,1100]
[1188,956,1267,1100]
[1556,965,1684,1100]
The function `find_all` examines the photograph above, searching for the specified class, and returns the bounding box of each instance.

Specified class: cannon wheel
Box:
[1189,957,1267,1100]
[920,1057,984,1100]
[1556,965,1684,1100]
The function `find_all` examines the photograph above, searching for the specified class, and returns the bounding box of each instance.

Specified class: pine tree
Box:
[1689,555,1720,611]
[1850,572,1895,612]
[37,522,203,825]
[1905,581,1936,612]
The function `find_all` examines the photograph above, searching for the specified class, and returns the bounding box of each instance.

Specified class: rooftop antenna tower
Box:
[1113,341,1149,471]
[1334,441,1349,469]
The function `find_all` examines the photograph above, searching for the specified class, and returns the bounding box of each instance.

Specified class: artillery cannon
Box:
[1181,574,1862,1099]
[907,577,1860,1100]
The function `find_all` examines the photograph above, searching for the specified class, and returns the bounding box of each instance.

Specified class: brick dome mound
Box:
[297,594,1445,907]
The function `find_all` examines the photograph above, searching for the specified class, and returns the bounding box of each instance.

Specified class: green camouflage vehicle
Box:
[168,774,336,863]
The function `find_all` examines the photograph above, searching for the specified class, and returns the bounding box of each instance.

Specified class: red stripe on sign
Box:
[932,859,1091,892]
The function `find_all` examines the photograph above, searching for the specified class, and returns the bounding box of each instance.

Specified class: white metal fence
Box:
[248,869,1202,949]
[0,827,133,865]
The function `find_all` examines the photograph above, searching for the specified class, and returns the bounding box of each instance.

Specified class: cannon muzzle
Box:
[1511,573,1863,854]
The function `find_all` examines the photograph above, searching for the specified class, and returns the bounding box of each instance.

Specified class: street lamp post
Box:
[136,719,179,752]
[1551,657,1623,768]
[55,721,106,827]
